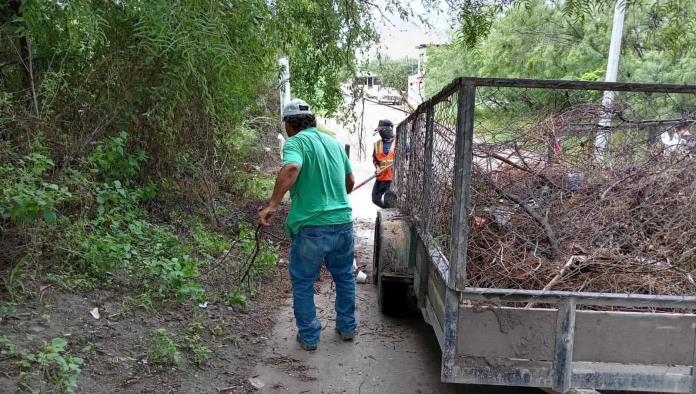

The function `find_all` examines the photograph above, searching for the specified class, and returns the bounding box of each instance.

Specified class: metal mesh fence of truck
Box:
[395,78,696,299]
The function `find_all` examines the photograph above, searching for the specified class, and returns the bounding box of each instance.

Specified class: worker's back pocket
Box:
[300,227,325,240]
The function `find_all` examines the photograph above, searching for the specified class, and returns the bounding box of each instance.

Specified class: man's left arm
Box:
[345,173,355,194]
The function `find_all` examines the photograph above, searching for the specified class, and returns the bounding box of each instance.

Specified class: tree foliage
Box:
[0,0,378,300]
[1,0,376,167]
[426,0,696,95]
[449,0,696,53]
[273,0,378,113]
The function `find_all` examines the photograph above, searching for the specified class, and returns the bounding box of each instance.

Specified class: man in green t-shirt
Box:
[258,99,356,351]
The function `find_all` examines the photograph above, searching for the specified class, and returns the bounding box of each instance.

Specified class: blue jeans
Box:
[289,222,356,346]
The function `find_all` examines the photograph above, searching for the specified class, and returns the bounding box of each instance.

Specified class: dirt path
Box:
[250,220,456,393]
[251,220,538,394]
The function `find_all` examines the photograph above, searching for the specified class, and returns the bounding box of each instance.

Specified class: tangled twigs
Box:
[525,255,586,308]
[398,86,696,300]
[473,150,561,190]
[238,224,263,288]
[467,159,696,297]
[476,168,560,259]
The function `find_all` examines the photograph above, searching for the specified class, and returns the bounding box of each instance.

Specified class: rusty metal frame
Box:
[402,77,696,125]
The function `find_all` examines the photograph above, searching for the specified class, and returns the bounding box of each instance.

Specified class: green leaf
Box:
[43,210,57,223]
[51,337,67,350]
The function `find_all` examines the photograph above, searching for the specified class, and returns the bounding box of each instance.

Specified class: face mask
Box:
[379,128,394,140]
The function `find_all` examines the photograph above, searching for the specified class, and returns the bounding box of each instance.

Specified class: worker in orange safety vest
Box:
[372,119,395,208]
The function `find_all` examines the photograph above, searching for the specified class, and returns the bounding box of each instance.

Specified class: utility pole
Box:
[278,57,291,157]
[278,57,291,123]
[595,0,626,158]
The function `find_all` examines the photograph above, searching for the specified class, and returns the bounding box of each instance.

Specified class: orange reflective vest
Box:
[374,140,395,182]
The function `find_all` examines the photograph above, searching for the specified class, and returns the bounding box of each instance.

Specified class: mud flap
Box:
[373,209,417,316]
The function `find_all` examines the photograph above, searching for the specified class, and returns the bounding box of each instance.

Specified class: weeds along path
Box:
[0,200,292,394]
[0,287,278,393]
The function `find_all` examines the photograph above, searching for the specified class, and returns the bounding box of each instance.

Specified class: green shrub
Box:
[49,137,206,301]
[240,174,275,199]
[36,338,84,394]
[87,132,146,183]
[226,289,247,309]
[0,152,72,225]
[185,215,230,257]
[148,328,181,365]
[0,336,83,393]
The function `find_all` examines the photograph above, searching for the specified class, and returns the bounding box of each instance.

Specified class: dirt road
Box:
[251,219,541,394]
[251,220,456,393]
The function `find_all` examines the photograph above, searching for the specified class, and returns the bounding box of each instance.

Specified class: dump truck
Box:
[373,77,696,393]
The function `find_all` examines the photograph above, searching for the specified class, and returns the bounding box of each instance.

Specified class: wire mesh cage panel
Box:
[430,93,459,258]
[396,78,696,299]
[395,112,427,236]
[467,85,696,297]
[394,87,460,256]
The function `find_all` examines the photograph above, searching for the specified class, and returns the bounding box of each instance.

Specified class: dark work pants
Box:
[372,180,392,208]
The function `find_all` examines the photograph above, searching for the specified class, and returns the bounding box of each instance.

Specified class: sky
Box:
[367,0,452,59]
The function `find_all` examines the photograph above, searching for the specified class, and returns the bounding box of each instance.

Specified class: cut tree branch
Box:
[476,167,560,259]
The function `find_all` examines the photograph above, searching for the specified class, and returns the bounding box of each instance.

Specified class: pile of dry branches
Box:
[465,107,696,296]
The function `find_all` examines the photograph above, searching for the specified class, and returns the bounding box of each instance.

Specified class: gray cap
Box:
[282,98,313,120]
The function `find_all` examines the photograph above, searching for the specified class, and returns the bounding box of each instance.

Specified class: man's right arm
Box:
[258,139,303,226]
[258,163,300,226]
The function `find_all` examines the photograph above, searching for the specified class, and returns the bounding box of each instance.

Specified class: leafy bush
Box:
[0,152,72,225]
[148,328,182,365]
[182,332,211,366]
[191,344,211,366]
[184,215,230,258]
[36,338,84,393]
[88,132,146,183]
[0,135,208,303]
[0,336,83,393]
[239,174,275,199]
[42,136,207,301]
[226,289,247,309]
[142,253,204,302]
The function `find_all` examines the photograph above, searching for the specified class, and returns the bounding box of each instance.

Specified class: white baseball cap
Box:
[282,98,313,120]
